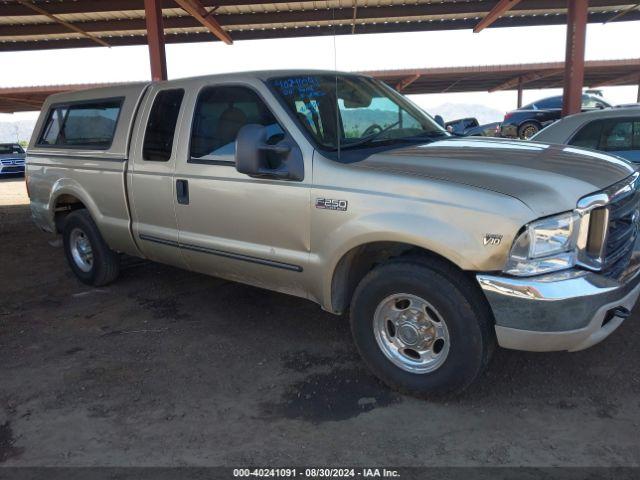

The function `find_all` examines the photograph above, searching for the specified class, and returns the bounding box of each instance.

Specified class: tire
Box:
[349,257,495,397]
[62,209,120,286]
[518,121,540,139]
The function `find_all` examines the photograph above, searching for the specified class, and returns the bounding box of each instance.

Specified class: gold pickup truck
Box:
[26,71,640,396]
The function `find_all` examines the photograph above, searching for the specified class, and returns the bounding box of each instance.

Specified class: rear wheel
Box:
[518,121,540,139]
[62,210,120,286]
[350,258,495,396]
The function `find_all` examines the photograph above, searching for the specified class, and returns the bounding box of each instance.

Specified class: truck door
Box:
[128,85,188,269]
[172,82,311,298]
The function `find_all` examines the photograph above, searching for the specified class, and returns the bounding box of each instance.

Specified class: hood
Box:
[0,153,25,159]
[353,138,636,217]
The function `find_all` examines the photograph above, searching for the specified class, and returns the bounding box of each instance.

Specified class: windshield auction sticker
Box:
[271,76,326,98]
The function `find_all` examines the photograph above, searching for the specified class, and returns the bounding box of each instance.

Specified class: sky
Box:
[1,19,639,123]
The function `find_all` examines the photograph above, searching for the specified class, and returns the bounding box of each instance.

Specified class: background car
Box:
[0,143,26,176]
[531,106,640,162]
[500,93,612,139]
[445,117,500,136]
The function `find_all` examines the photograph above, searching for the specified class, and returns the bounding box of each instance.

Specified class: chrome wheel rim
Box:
[521,125,537,139]
[373,293,450,374]
[69,228,93,273]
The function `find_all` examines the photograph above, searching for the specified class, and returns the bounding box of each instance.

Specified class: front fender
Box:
[312,204,528,313]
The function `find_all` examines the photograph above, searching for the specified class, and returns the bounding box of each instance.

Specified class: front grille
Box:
[602,178,640,275]
[0,158,24,166]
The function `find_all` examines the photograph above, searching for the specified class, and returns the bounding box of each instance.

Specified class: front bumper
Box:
[477,241,640,352]
[0,165,25,175]
[499,123,518,138]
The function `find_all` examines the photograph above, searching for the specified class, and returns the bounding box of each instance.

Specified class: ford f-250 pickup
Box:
[26,71,640,396]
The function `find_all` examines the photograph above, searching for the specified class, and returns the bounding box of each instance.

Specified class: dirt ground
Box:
[1,175,640,468]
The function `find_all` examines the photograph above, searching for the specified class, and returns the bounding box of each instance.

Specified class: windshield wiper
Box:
[415,130,451,138]
[340,121,401,150]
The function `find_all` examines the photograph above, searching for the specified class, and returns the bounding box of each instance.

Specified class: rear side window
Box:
[570,120,603,150]
[38,98,123,149]
[533,96,562,110]
[143,89,185,161]
[582,95,610,109]
[600,119,640,151]
[570,118,640,152]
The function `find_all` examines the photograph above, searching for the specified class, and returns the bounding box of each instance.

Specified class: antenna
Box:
[332,3,340,160]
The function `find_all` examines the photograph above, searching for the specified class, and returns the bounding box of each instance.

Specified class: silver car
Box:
[532,106,640,162]
[0,143,26,175]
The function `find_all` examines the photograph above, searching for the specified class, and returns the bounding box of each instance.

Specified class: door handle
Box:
[176,179,189,205]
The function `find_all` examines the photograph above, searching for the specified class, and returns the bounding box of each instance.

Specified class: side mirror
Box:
[434,115,445,128]
[235,124,303,181]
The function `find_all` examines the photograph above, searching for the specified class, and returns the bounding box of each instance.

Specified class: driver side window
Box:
[190,86,284,162]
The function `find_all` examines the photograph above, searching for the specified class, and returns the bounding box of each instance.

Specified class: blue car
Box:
[0,143,26,175]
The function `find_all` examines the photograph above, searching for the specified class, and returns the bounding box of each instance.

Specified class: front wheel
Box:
[350,258,495,397]
[518,121,540,139]
[62,210,120,286]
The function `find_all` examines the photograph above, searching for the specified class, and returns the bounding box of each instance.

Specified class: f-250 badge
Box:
[483,234,503,246]
[316,198,348,211]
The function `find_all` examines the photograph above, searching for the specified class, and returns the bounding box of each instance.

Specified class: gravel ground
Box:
[1,175,640,468]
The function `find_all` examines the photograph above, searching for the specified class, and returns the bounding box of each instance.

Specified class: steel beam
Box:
[144,0,168,81]
[590,71,640,87]
[14,0,110,47]
[489,69,564,92]
[474,0,523,33]
[561,0,588,117]
[396,74,421,92]
[604,1,640,23]
[0,95,42,108]
[173,0,232,44]
[517,77,523,108]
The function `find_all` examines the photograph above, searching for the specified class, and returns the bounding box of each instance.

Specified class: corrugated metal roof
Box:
[0,0,638,50]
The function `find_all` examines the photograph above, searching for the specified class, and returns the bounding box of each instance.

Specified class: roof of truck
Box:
[36,70,372,105]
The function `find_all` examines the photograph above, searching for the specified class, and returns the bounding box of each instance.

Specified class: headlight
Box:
[504,211,580,276]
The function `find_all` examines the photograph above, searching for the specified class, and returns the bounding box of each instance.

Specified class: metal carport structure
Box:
[2,58,640,113]
[1,1,640,115]
[365,58,640,106]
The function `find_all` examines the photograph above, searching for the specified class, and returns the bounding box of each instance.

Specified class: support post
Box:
[561,0,588,117]
[517,76,523,108]
[144,0,167,81]
[637,78,640,103]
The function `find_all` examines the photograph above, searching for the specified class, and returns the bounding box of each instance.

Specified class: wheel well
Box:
[53,194,86,232]
[330,242,466,314]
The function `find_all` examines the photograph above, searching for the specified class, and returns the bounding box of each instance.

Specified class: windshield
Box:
[269,75,446,151]
[0,144,24,155]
